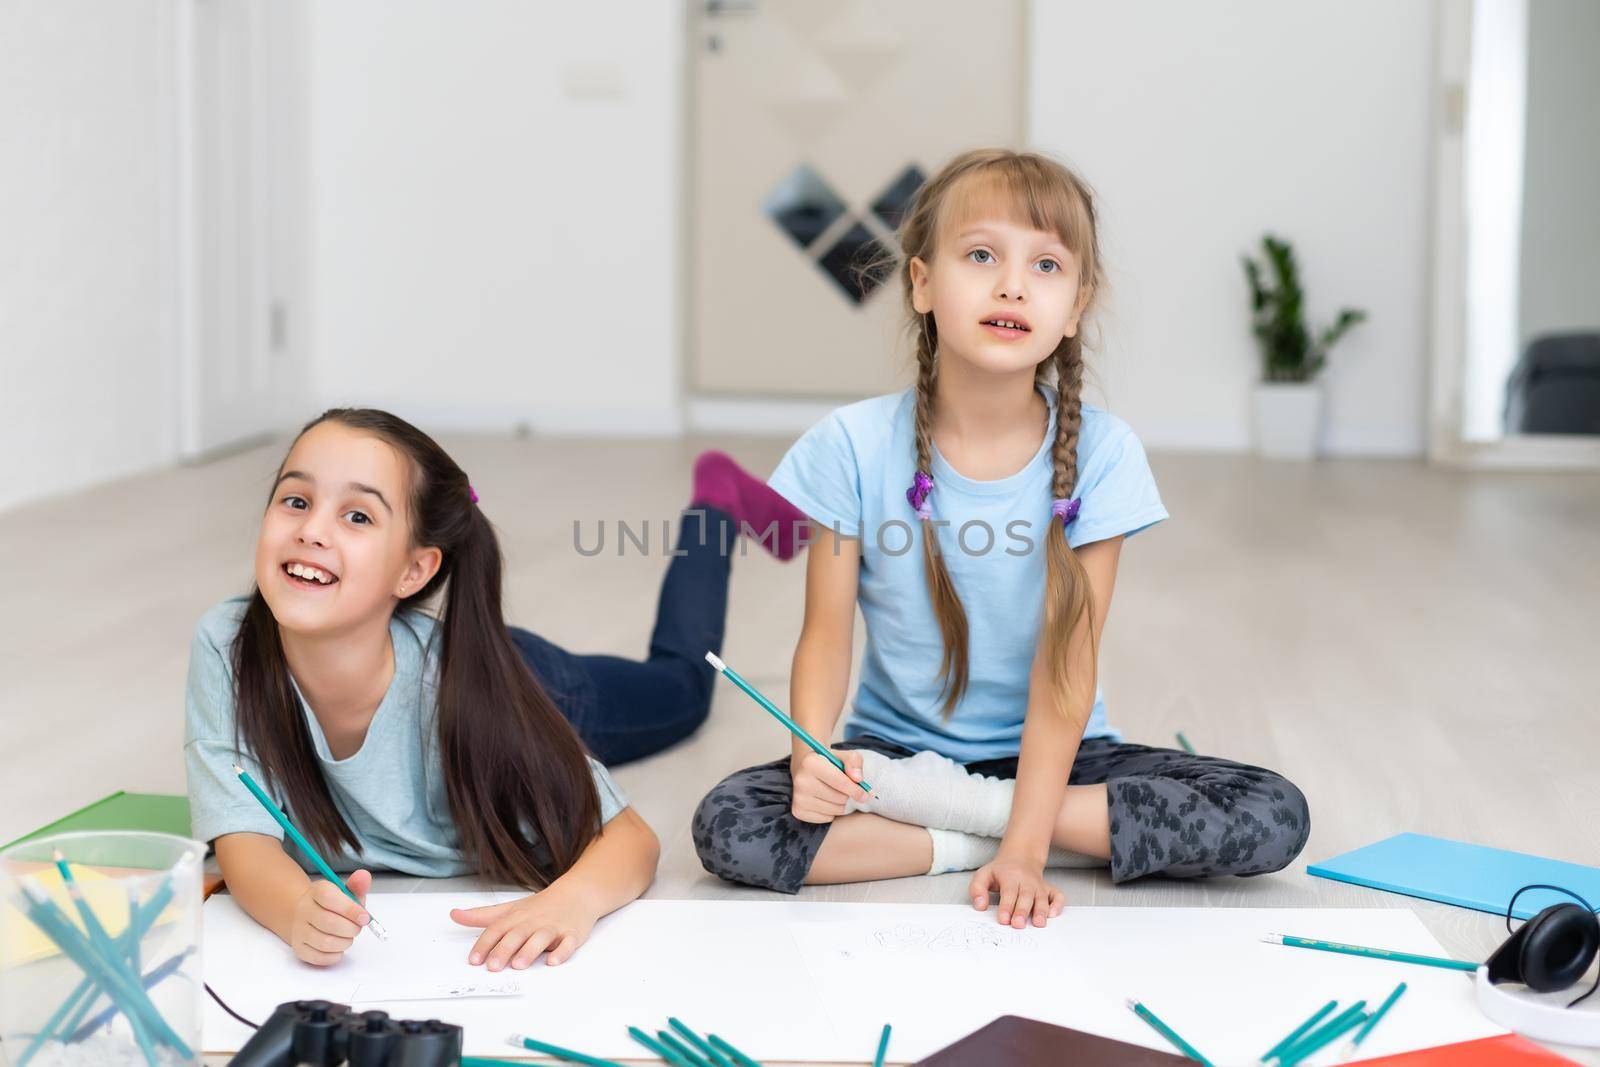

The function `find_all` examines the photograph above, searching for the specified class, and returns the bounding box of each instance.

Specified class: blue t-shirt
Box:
[769,385,1168,762]
[184,598,627,877]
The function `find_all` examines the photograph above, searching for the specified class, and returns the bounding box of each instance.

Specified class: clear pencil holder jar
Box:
[0,831,205,1067]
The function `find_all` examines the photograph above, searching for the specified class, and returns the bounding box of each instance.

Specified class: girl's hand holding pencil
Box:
[703,651,876,825]
[289,869,374,967]
[789,748,872,824]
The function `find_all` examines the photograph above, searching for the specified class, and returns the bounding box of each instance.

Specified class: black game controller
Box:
[228,1000,462,1067]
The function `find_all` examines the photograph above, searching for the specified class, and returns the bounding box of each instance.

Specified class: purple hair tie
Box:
[1051,497,1081,526]
[906,470,933,521]
[468,485,479,504]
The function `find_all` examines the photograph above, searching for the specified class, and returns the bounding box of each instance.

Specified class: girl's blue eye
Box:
[1037,259,1060,273]
[968,249,994,264]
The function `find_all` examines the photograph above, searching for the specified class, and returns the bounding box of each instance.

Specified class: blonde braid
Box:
[912,314,971,717]
[1042,336,1098,721]
[1052,338,1085,500]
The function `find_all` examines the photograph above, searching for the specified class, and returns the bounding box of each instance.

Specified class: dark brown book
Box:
[916,1015,1191,1066]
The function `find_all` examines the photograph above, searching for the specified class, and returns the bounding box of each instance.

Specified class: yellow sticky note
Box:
[0,864,131,967]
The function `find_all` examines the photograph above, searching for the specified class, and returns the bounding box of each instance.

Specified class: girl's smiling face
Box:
[908,198,1090,378]
[255,421,440,637]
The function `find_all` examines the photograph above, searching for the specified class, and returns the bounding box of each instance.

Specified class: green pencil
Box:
[1278,1008,1369,1067]
[1344,982,1407,1056]
[873,1023,892,1067]
[508,1032,627,1067]
[232,764,387,939]
[705,653,874,795]
[49,851,160,1065]
[1127,1000,1214,1065]
[1267,1001,1366,1063]
[1258,999,1336,1063]
[629,1026,696,1067]
[54,877,174,1053]
[15,880,190,1058]
[1262,933,1477,972]
[659,1029,715,1067]
[668,1018,736,1067]
[707,1032,765,1067]
[1175,731,1195,754]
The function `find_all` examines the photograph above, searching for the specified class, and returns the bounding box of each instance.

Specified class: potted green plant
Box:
[1242,234,1367,458]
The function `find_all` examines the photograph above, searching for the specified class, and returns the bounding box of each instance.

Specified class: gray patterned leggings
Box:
[692,736,1311,893]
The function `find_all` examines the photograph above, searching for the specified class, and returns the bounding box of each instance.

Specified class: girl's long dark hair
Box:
[232,408,601,888]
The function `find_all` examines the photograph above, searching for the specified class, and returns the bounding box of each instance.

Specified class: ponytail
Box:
[435,504,601,886]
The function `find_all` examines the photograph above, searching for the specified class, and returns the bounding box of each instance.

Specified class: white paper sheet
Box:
[202,896,1505,1062]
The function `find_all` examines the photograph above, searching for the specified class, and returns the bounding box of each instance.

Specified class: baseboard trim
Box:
[1439,434,1600,470]
[321,404,686,438]
[688,396,840,435]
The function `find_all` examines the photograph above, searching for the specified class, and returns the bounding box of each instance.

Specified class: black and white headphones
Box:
[1475,884,1600,1046]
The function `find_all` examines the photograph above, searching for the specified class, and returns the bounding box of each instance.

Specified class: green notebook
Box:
[4,792,194,850]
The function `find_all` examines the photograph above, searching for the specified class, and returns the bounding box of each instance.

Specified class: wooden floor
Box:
[2,434,1597,1064]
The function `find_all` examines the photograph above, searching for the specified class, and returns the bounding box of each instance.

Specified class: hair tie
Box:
[468,484,480,504]
[906,470,933,521]
[1051,497,1081,526]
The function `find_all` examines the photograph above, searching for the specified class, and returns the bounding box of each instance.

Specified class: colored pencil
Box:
[67,949,194,1042]
[1279,1008,1369,1066]
[705,652,874,795]
[629,1026,697,1067]
[25,871,181,1063]
[40,859,156,1062]
[58,876,174,1044]
[659,1030,715,1067]
[1344,982,1407,1057]
[1259,999,1337,1063]
[1176,731,1196,754]
[232,764,388,939]
[1262,933,1477,972]
[668,1018,736,1067]
[1267,1001,1366,1065]
[507,1032,627,1067]
[707,1032,766,1067]
[873,1023,892,1067]
[14,880,190,1058]
[17,891,145,1067]
[1127,1000,1214,1065]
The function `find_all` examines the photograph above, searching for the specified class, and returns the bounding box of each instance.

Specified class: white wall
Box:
[0,1,179,511]
[304,0,685,435]
[1519,0,1600,350]
[0,0,1449,517]
[1028,1,1436,455]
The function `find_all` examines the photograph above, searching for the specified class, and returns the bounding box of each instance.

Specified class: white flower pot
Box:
[1253,381,1324,459]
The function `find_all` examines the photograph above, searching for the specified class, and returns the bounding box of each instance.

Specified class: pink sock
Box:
[691,450,809,560]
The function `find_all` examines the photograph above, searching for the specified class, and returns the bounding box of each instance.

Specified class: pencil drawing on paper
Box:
[860,920,1039,956]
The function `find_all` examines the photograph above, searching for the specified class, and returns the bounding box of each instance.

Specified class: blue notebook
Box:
[1308,833,1600,920]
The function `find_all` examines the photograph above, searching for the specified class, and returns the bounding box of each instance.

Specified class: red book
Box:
[1356,1034,1579,1065]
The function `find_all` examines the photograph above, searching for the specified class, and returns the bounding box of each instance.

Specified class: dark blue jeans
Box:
[509,508,732,766]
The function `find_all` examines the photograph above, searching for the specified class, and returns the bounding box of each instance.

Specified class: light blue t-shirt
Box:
[183,598,627,877]
[769,385,1168,763]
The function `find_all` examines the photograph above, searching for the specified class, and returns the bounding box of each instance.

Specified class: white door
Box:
[691,0,1027,399]
[178,0,301,457]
